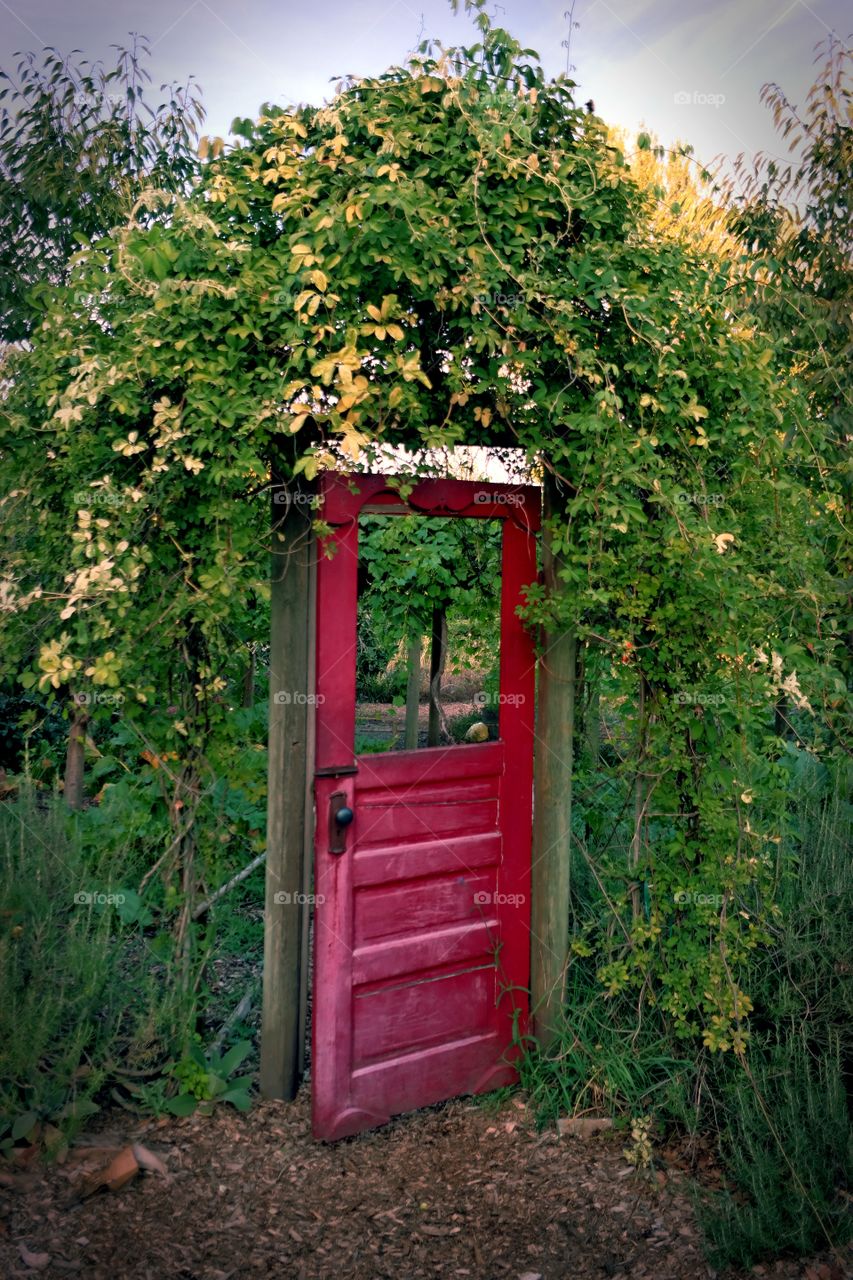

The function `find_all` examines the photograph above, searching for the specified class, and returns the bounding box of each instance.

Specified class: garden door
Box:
[311,473,539,1140]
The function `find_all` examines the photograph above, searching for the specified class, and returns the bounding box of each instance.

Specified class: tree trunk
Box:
[583,644,601,853]
[531,472,576,1048]
[63,700,89,810]
[260,465,313,1102]
[630,676,648,920]
[427,606,447,748]
[586,649,601,765]
[241,648,256,708]
[404,633,421,749]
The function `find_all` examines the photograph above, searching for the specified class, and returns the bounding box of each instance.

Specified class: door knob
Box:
[328,791,354,854]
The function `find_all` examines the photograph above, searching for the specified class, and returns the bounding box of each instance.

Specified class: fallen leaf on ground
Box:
[131,1143,168,1176]
[76,1145,139,1200]
[557,1117,613,1139]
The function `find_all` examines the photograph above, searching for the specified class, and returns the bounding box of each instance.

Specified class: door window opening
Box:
[355,514,503,754]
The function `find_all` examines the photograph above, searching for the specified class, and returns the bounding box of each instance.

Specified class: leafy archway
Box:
[0,3,839,1095]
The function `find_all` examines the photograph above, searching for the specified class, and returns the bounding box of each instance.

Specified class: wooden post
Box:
[531,472,576,1048]
[297,543,317,1078]
[404,633,421,749]
[260,472,313,1101]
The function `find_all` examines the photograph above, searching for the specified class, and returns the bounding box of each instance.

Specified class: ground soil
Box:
[356,699,491,749]
[1,1090,849,1280]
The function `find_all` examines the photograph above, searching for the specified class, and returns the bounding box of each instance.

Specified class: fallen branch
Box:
[192,851,267,920]
[211,980,260,1056]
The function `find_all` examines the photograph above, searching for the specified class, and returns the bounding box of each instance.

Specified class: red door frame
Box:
[311,473,540,1140]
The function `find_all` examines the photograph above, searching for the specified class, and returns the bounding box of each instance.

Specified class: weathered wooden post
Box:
[260,466,314,1100]
[530,471,576,1046]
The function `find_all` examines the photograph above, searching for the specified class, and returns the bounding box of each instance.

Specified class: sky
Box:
[0,0,847,174]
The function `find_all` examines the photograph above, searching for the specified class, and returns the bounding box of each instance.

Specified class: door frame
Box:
[310,472,540,1139]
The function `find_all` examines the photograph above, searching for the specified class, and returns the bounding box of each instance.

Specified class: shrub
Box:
[0,787,138,1136]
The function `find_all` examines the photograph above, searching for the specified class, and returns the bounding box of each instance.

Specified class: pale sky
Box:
[1,0,847,173]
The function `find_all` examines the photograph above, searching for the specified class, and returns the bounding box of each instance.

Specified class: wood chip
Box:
[17,1243,51,1271]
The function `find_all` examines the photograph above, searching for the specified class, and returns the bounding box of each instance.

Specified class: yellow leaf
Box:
[310,269,328,292]
[288,413,309,434]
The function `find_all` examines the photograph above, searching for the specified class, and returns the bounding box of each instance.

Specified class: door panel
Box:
[312,474,539,1140]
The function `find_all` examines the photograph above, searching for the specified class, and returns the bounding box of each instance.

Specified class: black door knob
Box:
[335,806,354,827]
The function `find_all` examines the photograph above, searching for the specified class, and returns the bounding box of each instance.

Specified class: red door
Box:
[312,473,539,1140]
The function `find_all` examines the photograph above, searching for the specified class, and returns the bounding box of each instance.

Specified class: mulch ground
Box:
[1,1089,849,1280]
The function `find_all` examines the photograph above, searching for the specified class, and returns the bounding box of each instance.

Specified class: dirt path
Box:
[1,1090,848,1280]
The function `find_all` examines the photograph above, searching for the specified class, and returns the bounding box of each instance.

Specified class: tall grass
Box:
[698,755,853,1266]
[518,960,693,1126]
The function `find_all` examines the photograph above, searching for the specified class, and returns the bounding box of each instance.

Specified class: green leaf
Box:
[55,1098,100,1121]
[164,1093,198,1117]
[12,1111,39,1141]
[218,1040,253,1077]
[220,1088,253,1112]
